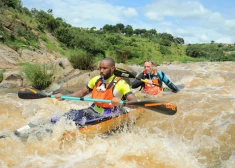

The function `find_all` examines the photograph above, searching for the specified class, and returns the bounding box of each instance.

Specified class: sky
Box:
[21,0,235,44]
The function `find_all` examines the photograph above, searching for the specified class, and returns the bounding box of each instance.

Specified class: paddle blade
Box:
[18,88,49,99]
[126,100,177,115]
[114,67,136,78]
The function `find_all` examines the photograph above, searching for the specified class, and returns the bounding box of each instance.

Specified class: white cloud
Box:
[145,12,163,21]
[143,0,212,21]
[224,19,235,29]
[207,12,224,23]
[215,37,233,44]
[21,0,235,44]
[199,34,209,42]
[160,21,173,26]
[123,7,138,17]
[56,1,123,27]
[140,0,235,44]
[174,28,192,36]
[44,0,139,28]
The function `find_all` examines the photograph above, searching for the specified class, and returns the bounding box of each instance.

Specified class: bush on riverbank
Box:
[22,63,53,90]
[69,49,95,70]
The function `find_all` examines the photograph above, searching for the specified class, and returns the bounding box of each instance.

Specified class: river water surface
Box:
[0,62,234,168]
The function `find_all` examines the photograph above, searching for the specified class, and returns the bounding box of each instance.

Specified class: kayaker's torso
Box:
[142,70,163,95]
[88,74,132,108]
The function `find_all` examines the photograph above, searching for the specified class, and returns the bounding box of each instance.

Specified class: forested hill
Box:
[1,0,235,68]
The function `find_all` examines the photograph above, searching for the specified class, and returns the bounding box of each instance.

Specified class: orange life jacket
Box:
[92,76,121,108]
[143,70,163,95]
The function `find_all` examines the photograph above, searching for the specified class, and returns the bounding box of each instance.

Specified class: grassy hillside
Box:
[0,0,234,68]
[0,6,70,57]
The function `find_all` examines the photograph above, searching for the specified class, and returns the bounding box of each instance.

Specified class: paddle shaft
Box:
[52,95,177,115]
[51,95,128,105]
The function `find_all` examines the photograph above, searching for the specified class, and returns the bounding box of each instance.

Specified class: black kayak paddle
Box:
[18,88,177,115]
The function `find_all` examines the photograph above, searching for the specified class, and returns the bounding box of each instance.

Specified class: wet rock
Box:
[0,69,23,88]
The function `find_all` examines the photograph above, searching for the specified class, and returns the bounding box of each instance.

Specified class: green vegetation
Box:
[0,0,235,67]
[69,49,95,70]
[22,63,53,89]
[1,0,234,89]
[0,69,5,83]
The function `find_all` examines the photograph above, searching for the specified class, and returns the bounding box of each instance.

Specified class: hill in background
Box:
[0,0,235,68]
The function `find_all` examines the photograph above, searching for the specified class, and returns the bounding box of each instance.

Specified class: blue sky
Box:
[21,0,235,44]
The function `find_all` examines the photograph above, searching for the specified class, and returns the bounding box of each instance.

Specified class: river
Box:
[0,61,234,168]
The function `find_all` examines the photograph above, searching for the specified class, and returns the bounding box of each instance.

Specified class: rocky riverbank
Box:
[0,43,136,94]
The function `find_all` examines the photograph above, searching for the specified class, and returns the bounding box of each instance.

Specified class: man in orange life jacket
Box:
[51,57,138,125]
[131,60,179,95]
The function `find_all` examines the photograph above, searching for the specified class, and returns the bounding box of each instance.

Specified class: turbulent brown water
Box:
[0,62,234,168]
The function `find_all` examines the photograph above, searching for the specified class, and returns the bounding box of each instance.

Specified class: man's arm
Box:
[159,71,179,93]
[111,92,137,108]
[122,79,138,108]
[58,76,98,99]
[168,83,179,93]
[69,86,91,97]
[131,73,145,89]
[111,78,138,107]
[123,92,138,108]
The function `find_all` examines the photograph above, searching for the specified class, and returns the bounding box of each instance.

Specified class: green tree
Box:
[115,49,131,63]
[148,29,157,35]
[55,26,74,46]
[116,23,125,33]
[124,25,133,36]
[159,32,174,42]
[174,37,184,44]
[2,0,22,9]
[186,45,204,58]
[159,39,171,46]
[134,29,141,36]
[103,24,116,33]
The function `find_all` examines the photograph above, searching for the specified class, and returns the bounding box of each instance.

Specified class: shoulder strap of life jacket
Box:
[106,76,121,89]
[95,76,121,89]
[143,69,157,75]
